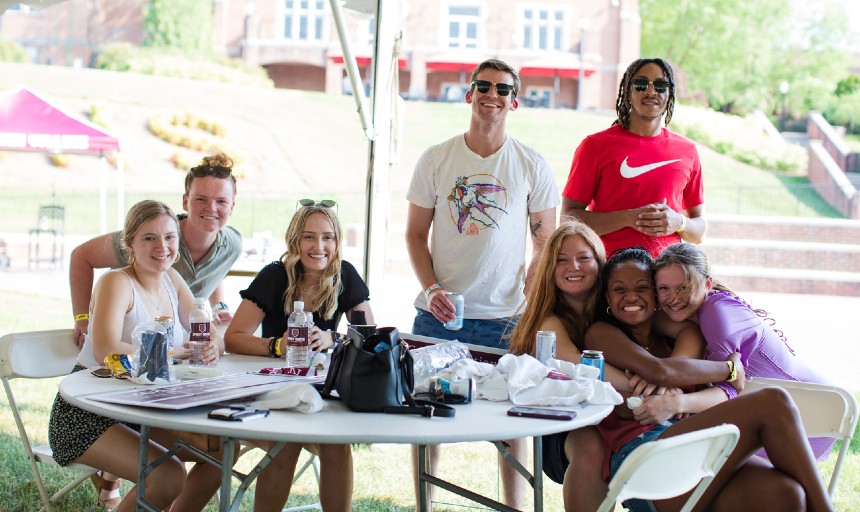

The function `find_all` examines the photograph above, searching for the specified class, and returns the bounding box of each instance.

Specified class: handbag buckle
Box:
[422,405,435,418]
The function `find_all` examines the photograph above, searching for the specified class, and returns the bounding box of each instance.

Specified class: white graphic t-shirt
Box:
[407,134,559,318]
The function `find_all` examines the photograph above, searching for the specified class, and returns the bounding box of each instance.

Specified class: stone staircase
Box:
[702,214,860,296]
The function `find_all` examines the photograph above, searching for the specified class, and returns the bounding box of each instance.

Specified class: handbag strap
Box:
[383,399,456,418]
[320,338,349,398]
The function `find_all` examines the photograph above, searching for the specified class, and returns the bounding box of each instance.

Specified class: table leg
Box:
[219,437,236,512]
[137,425,149,512]
[532,436,543,512]
[417,444,430,512]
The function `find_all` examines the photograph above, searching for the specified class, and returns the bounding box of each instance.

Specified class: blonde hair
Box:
[508,221,606,355]
[121,200,180,257]
[281,205,343,319]
[186,151,237,197]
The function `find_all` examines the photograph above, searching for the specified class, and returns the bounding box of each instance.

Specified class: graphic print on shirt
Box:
[447,174,508,235]
[619,156,681,179]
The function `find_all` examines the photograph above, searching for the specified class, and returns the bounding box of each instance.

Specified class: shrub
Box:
[49,153,71,167]
[96,42,134,71]
[0,37,27,63]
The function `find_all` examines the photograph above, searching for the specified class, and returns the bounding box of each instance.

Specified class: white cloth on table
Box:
[431,354,622,406]
[250,382,323,413]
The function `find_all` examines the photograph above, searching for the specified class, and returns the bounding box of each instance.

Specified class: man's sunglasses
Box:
[631,78,671,94]
[190,165,233,178]
[471,80,515,97]
[297,198,338,211]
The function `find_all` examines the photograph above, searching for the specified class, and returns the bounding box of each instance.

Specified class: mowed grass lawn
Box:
[1,289,859,511]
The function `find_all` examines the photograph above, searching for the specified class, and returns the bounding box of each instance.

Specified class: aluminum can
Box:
[581,350,605,381]
[535,330,557,365]
[429,376,475,403]
[443,292,465,330]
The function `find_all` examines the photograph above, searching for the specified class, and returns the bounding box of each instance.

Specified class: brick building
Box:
[1,0,640,110]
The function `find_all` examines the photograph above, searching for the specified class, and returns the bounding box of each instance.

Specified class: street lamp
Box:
[576,16,590,111]
[779,80,790,132]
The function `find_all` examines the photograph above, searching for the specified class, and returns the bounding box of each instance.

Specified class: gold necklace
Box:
[642,337,656,352]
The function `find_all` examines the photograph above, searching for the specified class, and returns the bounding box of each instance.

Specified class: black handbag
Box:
[321,327,454,417]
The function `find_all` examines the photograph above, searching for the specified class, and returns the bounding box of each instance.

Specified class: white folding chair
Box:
[0,329,97,512]
[742,377,858,497]
[596,424,740,512]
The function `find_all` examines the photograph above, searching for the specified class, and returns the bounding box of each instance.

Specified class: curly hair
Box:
[280,205,344,320]
[613,58,676,130]
[185,152,238,197]
[508,221,606,355]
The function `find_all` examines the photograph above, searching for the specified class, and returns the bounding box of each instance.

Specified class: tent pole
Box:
[362,0,398,289]
[99,154,107,234]
[330,0,374,138]
[116,152,124,229]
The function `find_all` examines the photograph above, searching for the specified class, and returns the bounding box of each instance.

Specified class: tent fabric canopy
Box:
[0,86,120,154]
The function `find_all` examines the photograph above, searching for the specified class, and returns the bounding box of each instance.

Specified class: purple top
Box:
[699,290,833,459]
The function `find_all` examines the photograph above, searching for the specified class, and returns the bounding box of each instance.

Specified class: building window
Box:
[283,0,326,41]
[520,6,566,51]
[446,5,480,48]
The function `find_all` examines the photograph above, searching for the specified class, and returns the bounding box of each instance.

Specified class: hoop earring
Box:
[605,306,612,316]
[128,252,135,266]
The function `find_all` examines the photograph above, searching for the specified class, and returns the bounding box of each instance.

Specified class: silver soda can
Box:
[443,292,465,330]
[429,376,475,403]
[581,350,605,381]
[535,330,557,365]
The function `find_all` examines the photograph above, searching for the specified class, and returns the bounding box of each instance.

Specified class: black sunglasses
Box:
[190,165,233,178]
[631,78,671,94]
[471,80,515,97]
[297,198,338,211]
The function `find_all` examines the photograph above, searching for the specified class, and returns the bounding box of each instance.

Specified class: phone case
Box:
[506,406,575,420]
[208,406,270,421]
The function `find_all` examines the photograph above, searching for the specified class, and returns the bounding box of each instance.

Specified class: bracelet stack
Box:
[268,337,283,358]
[725,360,738,382]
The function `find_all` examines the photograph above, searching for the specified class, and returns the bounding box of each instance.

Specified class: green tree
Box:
[143,0,213,54]
[0,37,27,63]
[640,0,853,117]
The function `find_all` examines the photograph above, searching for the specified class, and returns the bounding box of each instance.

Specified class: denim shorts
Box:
[609,423,676,512]
[411,308,518,348]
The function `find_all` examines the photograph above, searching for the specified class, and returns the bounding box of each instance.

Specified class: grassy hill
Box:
[0,62,840,239]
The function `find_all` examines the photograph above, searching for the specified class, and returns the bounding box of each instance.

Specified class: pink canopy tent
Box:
[0,86,125,231]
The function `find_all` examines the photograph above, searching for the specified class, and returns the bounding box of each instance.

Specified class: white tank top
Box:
[77,269,182,368]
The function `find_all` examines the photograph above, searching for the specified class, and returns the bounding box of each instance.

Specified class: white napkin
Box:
[249,382,323,413]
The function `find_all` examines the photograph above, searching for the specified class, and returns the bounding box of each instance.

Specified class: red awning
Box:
[425,52,490,73]
[329,54,408,69]
[0,86,120,153]
[519,54,597,79]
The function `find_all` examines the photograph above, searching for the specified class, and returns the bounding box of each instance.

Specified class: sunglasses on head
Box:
[297,198,338,211]
[471,80,515,97]
[631,78,671,94]
[190,165,233,178]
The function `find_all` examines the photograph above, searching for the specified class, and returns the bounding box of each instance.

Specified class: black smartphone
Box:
[208,406,270,422]
[507,406,576,420]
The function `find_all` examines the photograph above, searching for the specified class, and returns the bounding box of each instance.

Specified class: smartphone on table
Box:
[507,406,576,420]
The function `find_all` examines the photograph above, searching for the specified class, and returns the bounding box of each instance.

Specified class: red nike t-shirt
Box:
[562,125,704,257]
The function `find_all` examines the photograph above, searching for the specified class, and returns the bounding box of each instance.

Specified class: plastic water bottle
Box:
[188,297,210,366]
[286,300,310,367]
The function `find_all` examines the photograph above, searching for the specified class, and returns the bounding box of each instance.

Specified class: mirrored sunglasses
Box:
[297,198,338,211]
[471,80,515,97]
[631,78,671,94]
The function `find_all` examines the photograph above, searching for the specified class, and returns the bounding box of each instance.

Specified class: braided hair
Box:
[613,58,676,130]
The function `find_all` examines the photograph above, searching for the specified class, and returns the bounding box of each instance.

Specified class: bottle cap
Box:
[193,297,206,306]
[293,300,304,310]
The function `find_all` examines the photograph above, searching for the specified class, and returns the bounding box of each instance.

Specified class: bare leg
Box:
[412,444,440,510]
[500,438,527,508]
[706,457,805,512]
[562,427,607,512]
[251,441,304,512]
[77,424,186,512]
[317,443,353,511]
[656,388,834,512]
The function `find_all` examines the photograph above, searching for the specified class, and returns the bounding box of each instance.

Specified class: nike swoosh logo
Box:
[620,157,681,178]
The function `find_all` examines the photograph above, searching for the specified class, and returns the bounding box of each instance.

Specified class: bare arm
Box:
[561,197,640,236]
[208,282,234,325]
[224,299,269,356]
[633,387,728,425]
[88,271,134,364]
[585,322,732,388]
[635,203,706,244]
[171,269,222,363]
[349,300,374,325]
[69,233,123,348]
[524,207,556,294]
[405,202,454,322]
